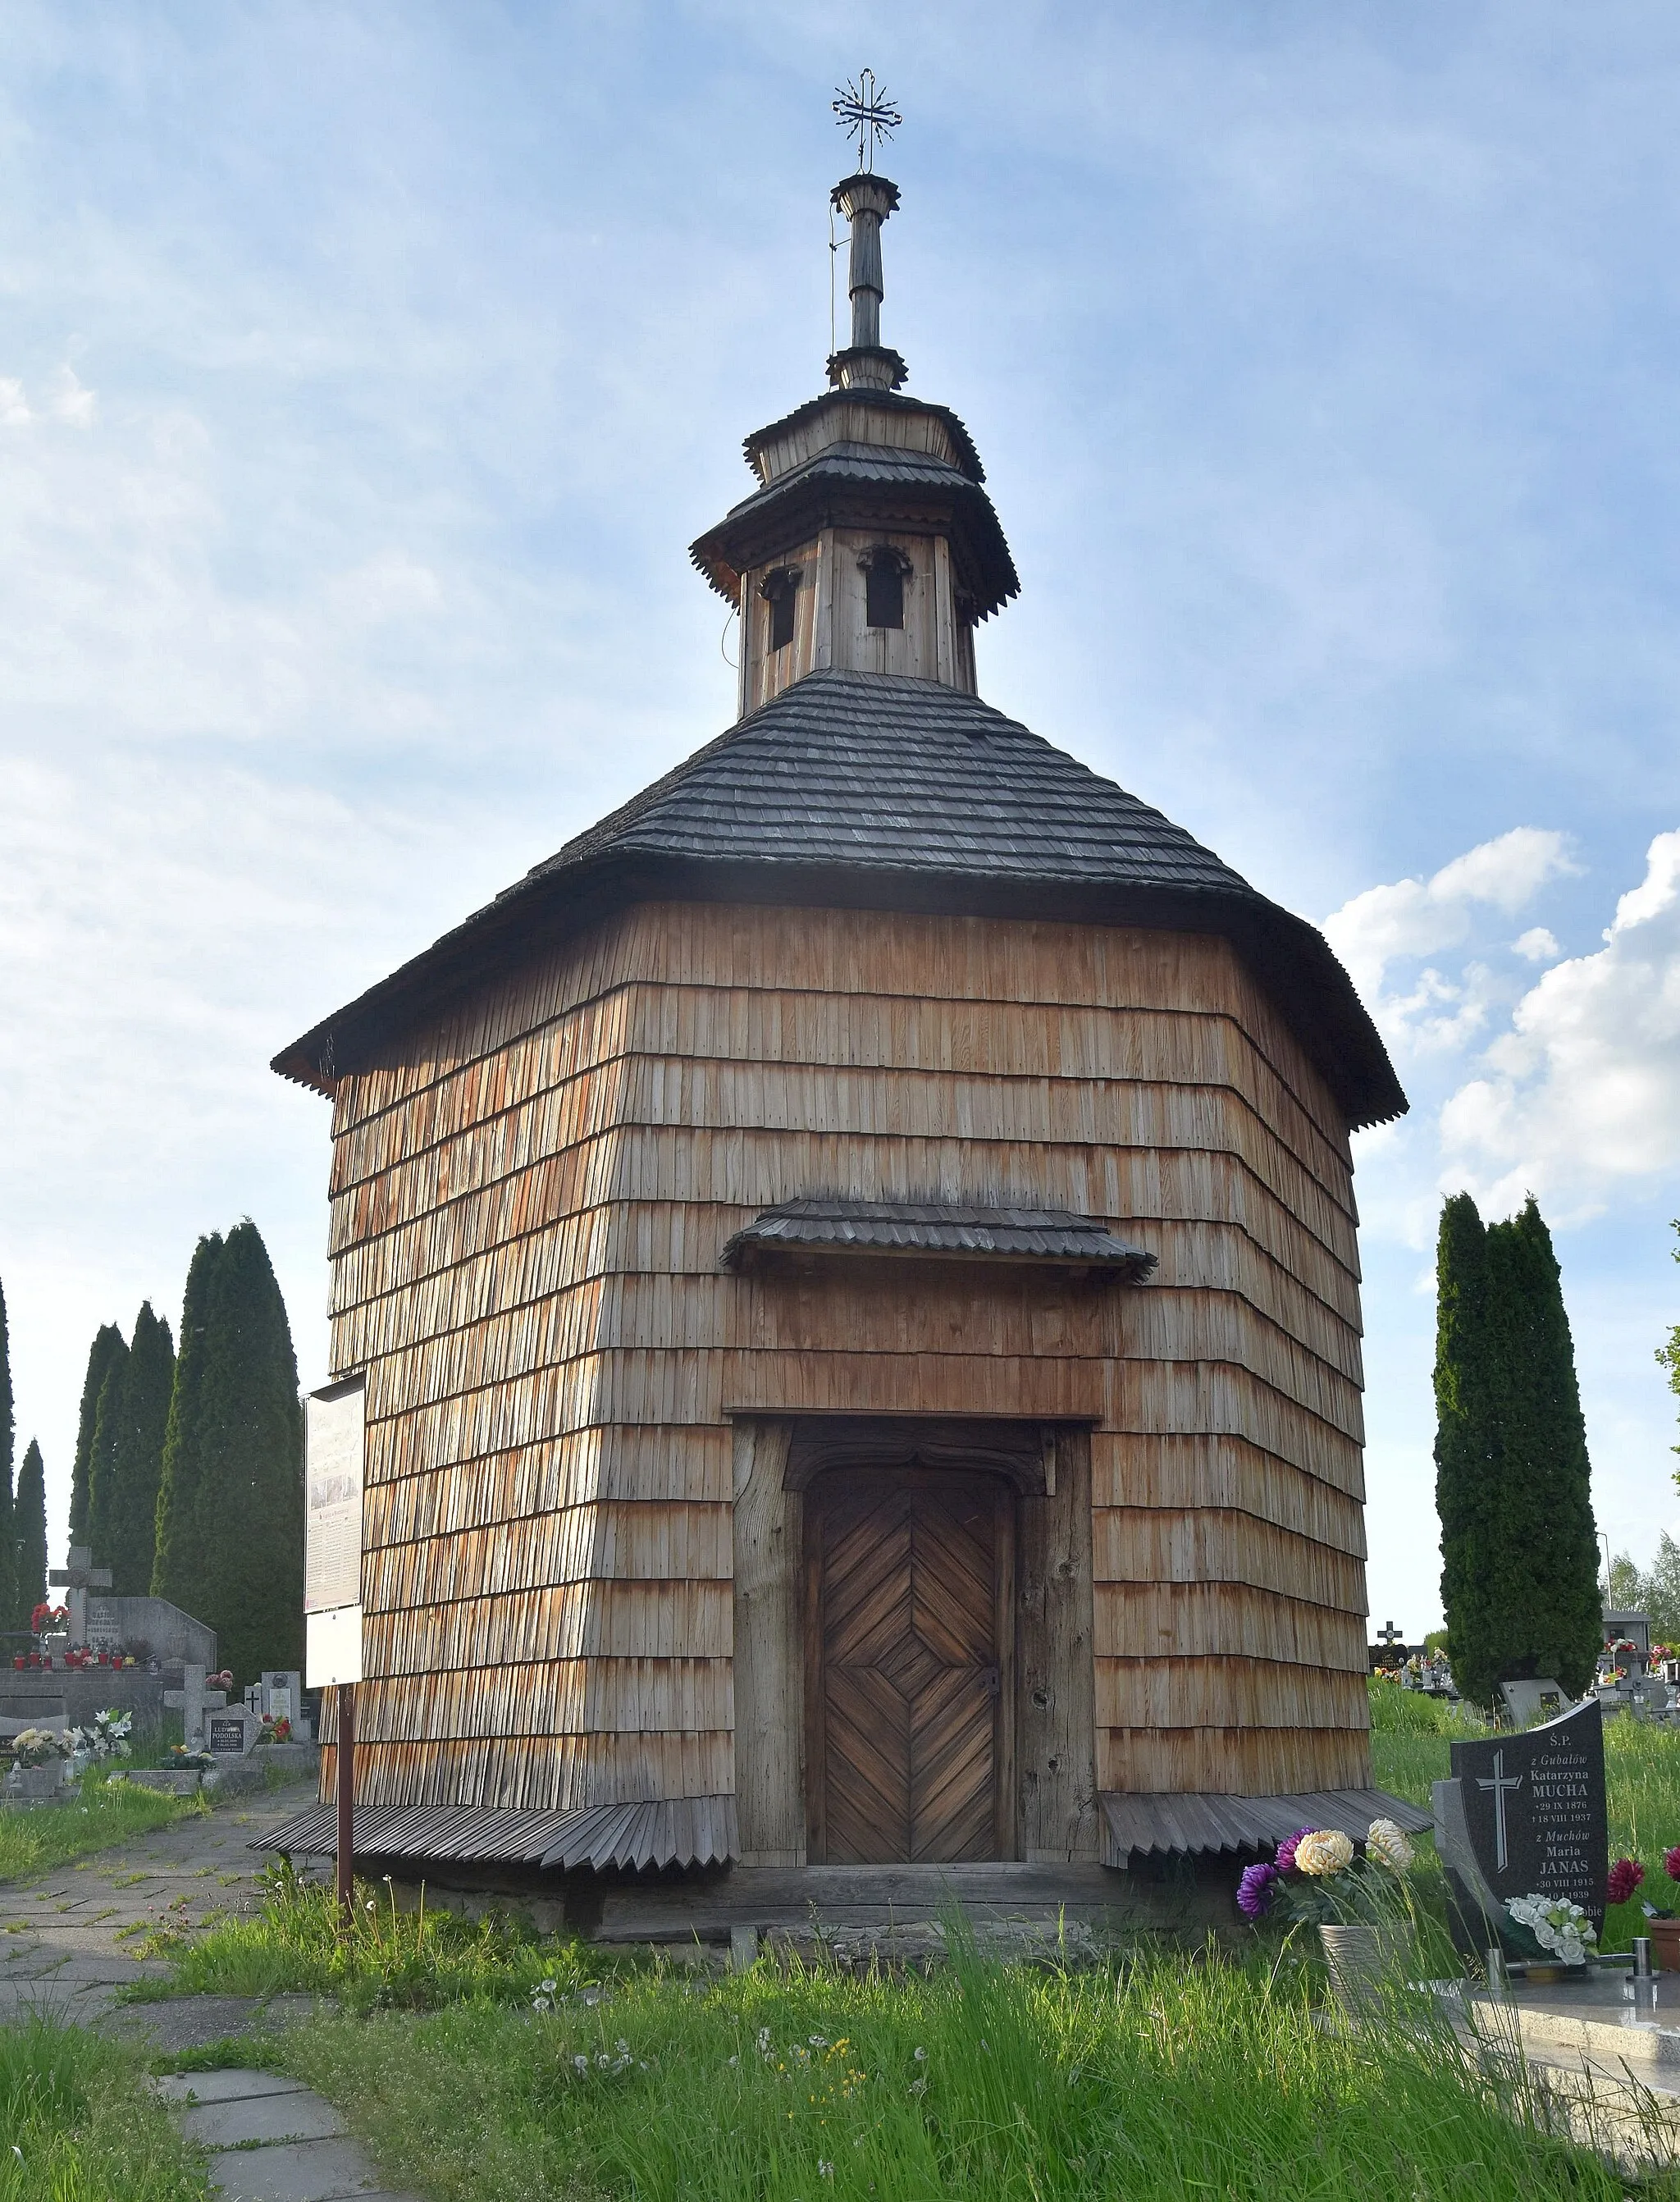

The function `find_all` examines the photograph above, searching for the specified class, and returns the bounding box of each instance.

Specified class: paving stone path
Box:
[0,1774,318,2030]
[157,2069,422,2202]
[0,1779,425,2195]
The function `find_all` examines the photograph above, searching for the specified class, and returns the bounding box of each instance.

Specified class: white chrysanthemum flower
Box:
[1293,1829,1354,1876]
[1366,1818,1413,1871]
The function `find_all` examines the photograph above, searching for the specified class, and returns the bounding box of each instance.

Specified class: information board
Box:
[305,1377,365,1613]
[304,1376,364,1688]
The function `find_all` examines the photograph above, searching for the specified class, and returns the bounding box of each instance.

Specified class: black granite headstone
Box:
[1431,1697,1606,1958]
[206,1714,246,1756]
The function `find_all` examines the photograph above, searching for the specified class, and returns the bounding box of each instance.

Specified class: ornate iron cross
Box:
[833,70,901,173]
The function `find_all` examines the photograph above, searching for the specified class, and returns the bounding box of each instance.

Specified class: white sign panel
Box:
[305,1377,365,1614]
[306,1602,363,1689]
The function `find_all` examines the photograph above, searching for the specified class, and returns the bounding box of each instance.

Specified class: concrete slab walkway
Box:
[0,1773,317,2030]
[156,2069,423,2202]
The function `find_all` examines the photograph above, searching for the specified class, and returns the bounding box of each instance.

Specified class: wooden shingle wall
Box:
[324,901,1370,1811]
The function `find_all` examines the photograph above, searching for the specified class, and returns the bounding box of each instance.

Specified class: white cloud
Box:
[0,367,97,429]
[1322,825,1578,1003]
[47,366,95,426]
[1513,925,1560,962]
[1439,830,1680,1215]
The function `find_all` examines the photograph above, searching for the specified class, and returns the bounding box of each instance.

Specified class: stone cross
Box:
[1376,1621,1404,1653]
[48,1546,112,1643]
[1476,1747,1524,1871]
[161,1665,226,1753]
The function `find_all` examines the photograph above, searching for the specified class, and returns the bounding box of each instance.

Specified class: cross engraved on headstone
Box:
[48,1546,112,1644]
[1476,1747,1523,1871]
[161,1664,226,1753]
[1434,1699,1607,1959]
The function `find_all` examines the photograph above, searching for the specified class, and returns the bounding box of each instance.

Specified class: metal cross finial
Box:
[833,69,900,173]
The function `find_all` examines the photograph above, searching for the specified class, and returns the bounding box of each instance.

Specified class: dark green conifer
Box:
[13,1441,47,1628]
[69,1325,126,1543]
[1483,1198,1601,1697]
[1436,1192,1601,1703]
[85,1350,129,1567]
[1436,1193,1499,1704]
[89,1305,175,1596]
[152,1234,224,1606]
[191,1222,304,1684]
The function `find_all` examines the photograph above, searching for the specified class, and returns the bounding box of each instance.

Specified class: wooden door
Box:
[805,1470,1013,1864]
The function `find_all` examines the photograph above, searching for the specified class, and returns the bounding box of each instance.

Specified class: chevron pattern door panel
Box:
[807,1471,1009,1863]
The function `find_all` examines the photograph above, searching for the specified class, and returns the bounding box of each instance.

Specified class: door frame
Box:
[729,1412,1099,1869]
[803,1465,1017,1865]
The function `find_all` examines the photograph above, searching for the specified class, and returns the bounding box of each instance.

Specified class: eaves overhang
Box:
[271,841,1407,1129]
[689,460,1019,621]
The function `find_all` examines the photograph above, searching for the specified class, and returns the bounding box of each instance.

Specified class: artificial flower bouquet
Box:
[10,1727,74,1770]
[164,1743,214,1770]
[258,1715,293,1744]
[1501,1894,1597,1968]
[68,1709,133,1763]
[29,1604,67,1637]
[1237,1819,1415,1927]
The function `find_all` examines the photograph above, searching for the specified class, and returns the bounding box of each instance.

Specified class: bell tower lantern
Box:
[689,78,1019,717]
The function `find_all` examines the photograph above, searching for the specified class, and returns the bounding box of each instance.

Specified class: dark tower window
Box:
[862,546,911,630]
[760,567,799,652]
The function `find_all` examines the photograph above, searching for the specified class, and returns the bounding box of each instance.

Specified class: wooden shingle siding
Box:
[326,900,1371,1811]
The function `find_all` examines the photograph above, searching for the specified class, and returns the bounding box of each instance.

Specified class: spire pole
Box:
[827,71,907,393]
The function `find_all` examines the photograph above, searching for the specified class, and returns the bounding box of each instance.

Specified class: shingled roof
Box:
[273,668,1405,1128]
[720,1198,1158,1279]
[689,441,1020,621]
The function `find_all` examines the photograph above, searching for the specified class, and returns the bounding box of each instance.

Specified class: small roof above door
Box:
[719,1196,1156,1281]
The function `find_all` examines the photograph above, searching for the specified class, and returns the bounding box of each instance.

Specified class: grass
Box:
[255,1939,1667,2202]
[0,1771,199,1886]
[0,2017,208,2200]
[1368,1676,1680,1949]
[153,1858,593,2010]
[137,1688,1680,2196]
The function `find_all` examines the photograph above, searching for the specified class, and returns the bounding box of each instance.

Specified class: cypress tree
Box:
[91,1305,175,1596]
[1436,1194,1500,1705]
[85,1347,130,1567]
[13,1441,47,1629]
[192,1222,304,1685]
[0,1284,12,1642]
[1435,1191,1601,1703]
[152,1233,225,1606]
[69,1324,126,1544]
[1484,1198,1601,1697]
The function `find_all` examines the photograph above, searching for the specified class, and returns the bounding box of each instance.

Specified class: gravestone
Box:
[205,1706,262,1758]
[1432,1697,1606,1959]
[48,1547,112,1643]
[84,1592,215,1668]
[260,1670,308,1739]
[162,1665,226,1753]
[1605,1609,1650,1656]
[1499,1678,1567,1729]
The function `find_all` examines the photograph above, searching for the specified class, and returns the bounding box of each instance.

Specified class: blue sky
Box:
[3,2,1678,1633]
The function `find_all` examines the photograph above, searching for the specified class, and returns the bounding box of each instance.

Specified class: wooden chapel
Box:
[272,138,1425,1919]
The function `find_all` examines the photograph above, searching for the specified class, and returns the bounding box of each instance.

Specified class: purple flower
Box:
[1237,1862,1279,1920]
[1274,1827,1314,1876]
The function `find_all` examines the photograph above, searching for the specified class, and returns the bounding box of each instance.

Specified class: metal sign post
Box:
[304,1376,366,1929]
[336,1681,355,1921]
